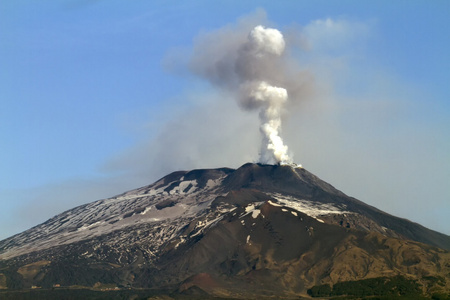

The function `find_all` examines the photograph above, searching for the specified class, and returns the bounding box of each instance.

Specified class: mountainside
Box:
[0,163,449,299]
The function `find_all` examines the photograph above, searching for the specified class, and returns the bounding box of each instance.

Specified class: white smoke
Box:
[247,25,285,56]
[238,27,291,164]
[189,24,303,165]
[241,80,290,163]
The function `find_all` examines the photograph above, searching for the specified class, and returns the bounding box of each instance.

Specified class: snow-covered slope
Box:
[0,163,449,297]
[0,169,231,260]
[1,163,449,261]
[0,164,365,261]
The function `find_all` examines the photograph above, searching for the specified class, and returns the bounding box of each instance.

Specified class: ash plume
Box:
[189,23,311,165]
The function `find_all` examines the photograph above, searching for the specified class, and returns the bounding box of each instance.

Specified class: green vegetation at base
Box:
[308,276,427,299]
[431,292,450,300]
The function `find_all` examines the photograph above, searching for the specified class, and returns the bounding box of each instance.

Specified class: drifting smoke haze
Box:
[189,22,313,165]
[2,7,448,242]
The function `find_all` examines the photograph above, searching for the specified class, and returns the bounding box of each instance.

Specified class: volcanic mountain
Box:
[0,163,449,299]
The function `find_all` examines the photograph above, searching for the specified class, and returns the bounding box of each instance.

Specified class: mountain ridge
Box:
[0,163,449,298]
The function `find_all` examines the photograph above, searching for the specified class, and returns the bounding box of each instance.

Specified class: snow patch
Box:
[178,180,198,194]
[206,178,222,189]
[245,204,255,213]
[191,215,225,237]
[271,193,351,222]
[77,221,103,232]
[174,236,185,249]
[267,200,282,207]
[240,202,264,219]
[251,210,260,219]
[141,206,152,215]
[169,180,198,195]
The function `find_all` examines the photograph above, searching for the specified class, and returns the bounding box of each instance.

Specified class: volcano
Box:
[0,163,449,299]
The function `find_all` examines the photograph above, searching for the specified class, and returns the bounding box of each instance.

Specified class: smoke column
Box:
[189,24,307,165]
[238,26,291,164]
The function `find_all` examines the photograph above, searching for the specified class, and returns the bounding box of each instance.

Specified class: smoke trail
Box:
[237,26,292,164]
[188,23,309,165]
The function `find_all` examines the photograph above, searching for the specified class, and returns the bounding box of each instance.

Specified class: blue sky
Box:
[1,0,449,240]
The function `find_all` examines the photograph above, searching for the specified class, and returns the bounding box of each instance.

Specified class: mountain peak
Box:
[223,162,343,198]
[0,163,449,298]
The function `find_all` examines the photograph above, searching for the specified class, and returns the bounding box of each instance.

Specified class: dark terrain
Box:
[0,163,449,299]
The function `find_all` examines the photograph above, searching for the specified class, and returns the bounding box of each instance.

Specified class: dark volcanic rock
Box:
[0,163,449,298]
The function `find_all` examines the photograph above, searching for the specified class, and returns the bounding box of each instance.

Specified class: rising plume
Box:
[189,21,313,165]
